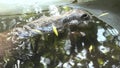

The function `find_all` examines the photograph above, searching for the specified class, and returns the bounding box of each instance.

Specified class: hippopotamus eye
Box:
[81,14,90,20]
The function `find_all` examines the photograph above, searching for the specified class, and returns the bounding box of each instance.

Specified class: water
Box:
[0,0,72,15]
[0,13,42,32]
[0,6,120,68]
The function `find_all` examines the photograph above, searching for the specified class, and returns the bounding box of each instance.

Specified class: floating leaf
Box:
[98,12,109,17]
[7,36,11,40]
[31,29,43,34]
[31,29,44,40]
[111,55,115,59]
[63,6,71,11]
[111,55,119,60]
[97,58,104,65]
[89,45,93,53]
[3,57,9,63]
[52,24,58,36]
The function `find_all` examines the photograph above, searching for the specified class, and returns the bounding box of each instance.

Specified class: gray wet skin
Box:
[11,9,91,39]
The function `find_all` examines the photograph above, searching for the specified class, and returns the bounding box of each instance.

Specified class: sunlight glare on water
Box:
[97,28,106,42]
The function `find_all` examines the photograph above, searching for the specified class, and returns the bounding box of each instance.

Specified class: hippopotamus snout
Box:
[62,9,91,25]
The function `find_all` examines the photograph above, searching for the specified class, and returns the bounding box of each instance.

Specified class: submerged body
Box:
[0,9,92,59]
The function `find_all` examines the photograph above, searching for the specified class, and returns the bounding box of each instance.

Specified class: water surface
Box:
[0,6,120,68]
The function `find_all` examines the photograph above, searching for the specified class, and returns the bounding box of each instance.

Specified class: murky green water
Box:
[0,6,120,68]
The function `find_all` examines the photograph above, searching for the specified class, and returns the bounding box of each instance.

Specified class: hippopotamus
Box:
[0,9,97,68]
[0,9,92,60]
[10,9,91,39]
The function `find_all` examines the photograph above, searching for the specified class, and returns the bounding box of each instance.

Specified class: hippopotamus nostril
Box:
[81,14,90,20]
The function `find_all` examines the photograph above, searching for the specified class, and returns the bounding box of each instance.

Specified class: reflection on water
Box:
[0,6,120,68]
[0,13,46,32]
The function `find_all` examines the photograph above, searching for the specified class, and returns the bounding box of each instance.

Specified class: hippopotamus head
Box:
[61,9,92,31]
